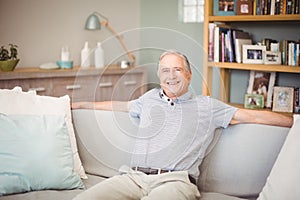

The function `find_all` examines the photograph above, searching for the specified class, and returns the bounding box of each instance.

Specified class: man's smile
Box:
[166,80,180,85]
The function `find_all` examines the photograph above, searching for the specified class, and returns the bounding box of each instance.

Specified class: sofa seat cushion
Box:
[200,192,247,200]
[0,174,105,200]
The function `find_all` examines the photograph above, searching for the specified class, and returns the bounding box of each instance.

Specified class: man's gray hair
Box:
[158,50,192,73]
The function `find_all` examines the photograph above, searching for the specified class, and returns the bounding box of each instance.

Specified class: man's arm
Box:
[230,108,293,128]
[71,101,130,112]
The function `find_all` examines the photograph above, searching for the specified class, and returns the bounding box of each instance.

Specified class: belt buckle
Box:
[132,166,172,175]
[141,167,158,175]
[151,167,162,174]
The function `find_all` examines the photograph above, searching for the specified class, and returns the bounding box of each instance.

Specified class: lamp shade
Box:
[85,14,101,30]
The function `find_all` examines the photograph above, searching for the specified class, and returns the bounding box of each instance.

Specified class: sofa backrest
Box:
[72,109,290,199]
[72,109,138,178]
[198,123,290,199]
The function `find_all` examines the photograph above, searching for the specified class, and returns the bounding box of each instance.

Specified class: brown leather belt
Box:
[132,167,172,175]
[132,166,197,185]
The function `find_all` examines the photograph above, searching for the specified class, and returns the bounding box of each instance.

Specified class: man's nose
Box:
[169,70,176,79]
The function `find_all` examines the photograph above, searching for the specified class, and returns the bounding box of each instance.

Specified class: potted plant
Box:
[0,44,19,71]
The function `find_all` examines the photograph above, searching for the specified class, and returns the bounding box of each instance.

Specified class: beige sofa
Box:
[0,109,298,200]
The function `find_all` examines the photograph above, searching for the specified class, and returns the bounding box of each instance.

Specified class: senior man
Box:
[72,50,292,200]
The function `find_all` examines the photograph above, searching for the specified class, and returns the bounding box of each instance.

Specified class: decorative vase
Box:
[0,59,20,72]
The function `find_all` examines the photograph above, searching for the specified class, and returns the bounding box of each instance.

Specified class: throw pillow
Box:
[0,114,84,196]
[0,87,87,179]
[257,114,300,200]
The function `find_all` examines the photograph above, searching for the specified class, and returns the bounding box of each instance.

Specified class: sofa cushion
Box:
[0,114,84,196]
[257,115,300,200]
[0,87,87,179]
[198,123,290,199]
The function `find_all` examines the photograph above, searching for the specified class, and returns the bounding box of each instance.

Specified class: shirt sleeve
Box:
[129,96,143,120]
[211,98,238,128]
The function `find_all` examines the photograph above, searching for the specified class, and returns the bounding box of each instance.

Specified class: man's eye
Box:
[162,69,169,73]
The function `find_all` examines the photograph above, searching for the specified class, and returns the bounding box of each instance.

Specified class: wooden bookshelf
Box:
[202,1,300,113]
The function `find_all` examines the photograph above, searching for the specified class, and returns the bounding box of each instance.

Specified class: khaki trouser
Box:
[73,166,200,200]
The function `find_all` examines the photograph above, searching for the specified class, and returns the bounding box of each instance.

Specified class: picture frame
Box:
[213,0,237,16]
[242,45,266,64]
[264,51,282,65]
[244,94,264,109]
[272,86,294,113]
[237,0,253,15]
[246,71,276,108]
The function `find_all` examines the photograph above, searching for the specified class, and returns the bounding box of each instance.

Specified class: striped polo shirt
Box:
[129,88,238,179]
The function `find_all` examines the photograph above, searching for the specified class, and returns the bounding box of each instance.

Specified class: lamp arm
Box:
[101,21,135,64]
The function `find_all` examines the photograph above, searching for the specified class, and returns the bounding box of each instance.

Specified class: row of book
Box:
[208,23,252,63]
[208,23,300,66]
[281,40,300,66]
[255,0,300,15]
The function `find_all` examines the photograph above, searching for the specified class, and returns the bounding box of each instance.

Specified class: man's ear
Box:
[187,71,192,81]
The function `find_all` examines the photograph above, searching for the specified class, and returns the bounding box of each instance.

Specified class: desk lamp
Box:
[85,12,135,65]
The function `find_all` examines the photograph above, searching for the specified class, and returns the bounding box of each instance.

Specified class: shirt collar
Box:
[159,88,193,103]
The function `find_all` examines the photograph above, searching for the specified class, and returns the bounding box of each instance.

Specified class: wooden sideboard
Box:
[0,66,147,102]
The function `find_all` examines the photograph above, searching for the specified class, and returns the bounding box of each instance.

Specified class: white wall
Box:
[140,0,204,95]
[0,0,140,67]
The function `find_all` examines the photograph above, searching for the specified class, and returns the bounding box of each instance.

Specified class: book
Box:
[256,0,262,15]
[274,0,281,14]
[232,30,252,63]
[227,29,235,62]
[235,39,253,63]
[261,38,278,50]
[286,0,293,13]
[294,87,300,113]
[208,23,216,62]
[214,26,220,62]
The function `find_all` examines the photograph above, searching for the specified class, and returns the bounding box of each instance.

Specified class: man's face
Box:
[158,54,192,99]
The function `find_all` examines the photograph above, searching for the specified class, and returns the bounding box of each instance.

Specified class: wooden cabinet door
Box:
[0,80,29,91]
[112,72,145,101]
[96,74,116,101]
[52,76,99,102]
[26,78,52,96]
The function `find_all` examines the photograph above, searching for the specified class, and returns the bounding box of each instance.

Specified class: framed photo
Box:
[264,51,281,65]
[244,94,264,109]
[237,0,253,15]
[272,86,294,113]
[242,45,266,64]
[213,0,237,16]
[246,71,276,108]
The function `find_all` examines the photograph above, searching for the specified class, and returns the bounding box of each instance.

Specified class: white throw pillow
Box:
[257,114,300,200]
[0,87,87,179]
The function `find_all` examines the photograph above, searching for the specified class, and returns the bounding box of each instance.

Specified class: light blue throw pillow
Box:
[0,114,84,196]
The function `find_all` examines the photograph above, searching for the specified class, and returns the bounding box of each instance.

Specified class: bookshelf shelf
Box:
[208,62,300,73]
[202,1,300,113]
[209,14,300,22]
